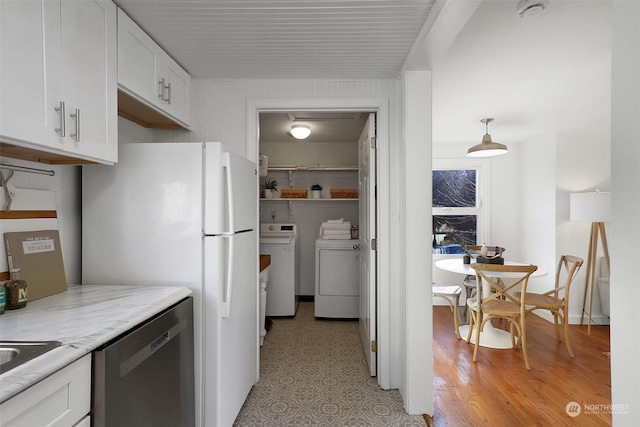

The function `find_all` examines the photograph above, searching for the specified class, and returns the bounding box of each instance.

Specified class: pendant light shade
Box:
[290,124,311,139]
[467,118,508,157]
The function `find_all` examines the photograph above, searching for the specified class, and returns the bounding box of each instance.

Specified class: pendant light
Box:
[290,124,311,139]
[467,118,508,157]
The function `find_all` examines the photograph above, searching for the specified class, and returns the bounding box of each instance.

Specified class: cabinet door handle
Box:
[54,101,65,136]
[158,78,166,100]
[165,82,171,105]
[70,108,80,142]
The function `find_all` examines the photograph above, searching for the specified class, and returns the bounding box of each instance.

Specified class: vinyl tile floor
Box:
[233,301,426,426]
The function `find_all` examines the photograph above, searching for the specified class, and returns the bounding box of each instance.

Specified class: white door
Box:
[358,113,377,376]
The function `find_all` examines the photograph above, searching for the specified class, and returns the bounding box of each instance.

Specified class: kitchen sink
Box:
[0,341,62,375]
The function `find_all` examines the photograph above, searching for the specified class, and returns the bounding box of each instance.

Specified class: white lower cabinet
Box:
[0,355,91,427]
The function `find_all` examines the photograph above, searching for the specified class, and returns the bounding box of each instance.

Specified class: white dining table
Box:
[435,258,547,349]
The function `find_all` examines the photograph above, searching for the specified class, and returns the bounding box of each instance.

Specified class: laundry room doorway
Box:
[249,99,385,384]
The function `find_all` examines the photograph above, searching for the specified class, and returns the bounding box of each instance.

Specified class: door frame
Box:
[246,97,390,388]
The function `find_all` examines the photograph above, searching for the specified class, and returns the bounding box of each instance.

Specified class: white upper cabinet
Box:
[117,10,163,106]
[162,53,191,126]
[117,8,192,129]
[61,0,118,163]
[0,1,63,150]
[0,0,118,164]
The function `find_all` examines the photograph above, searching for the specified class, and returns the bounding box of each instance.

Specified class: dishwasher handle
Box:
[119,318,188,378]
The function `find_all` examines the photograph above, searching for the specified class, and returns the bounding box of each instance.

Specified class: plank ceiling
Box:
[114,0,438,79]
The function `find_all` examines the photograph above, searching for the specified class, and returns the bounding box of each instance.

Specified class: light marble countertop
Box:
[0,284,192,403]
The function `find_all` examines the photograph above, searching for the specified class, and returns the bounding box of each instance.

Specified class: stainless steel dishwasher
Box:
[92,297,195,427]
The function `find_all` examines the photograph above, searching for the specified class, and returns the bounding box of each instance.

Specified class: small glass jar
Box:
[5,268,28,310]
[0,286,5,314]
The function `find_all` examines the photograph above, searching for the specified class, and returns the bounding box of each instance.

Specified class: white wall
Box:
[431,142,523,291]
[433,125,612,327]
[520,134,557,297]
[259,141,360,296]
[160,79,411,393]
[556,129,611,324]
[0,159,81,285]
[402,70,433,414]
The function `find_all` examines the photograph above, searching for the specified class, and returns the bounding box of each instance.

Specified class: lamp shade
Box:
[467,134,508,157]
[467,118,508,157]
[570,191,610,222]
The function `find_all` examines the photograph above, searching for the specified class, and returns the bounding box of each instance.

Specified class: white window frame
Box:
[432,158,491,257]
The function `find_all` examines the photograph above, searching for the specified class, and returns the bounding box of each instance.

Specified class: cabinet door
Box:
[61,0,117,163]
[162,53,192,127]
[0,0,64,148]
[117,8,163,106]
[0,354,91,427]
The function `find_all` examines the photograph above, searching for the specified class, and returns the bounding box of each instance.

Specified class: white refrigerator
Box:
[82,142,258,427]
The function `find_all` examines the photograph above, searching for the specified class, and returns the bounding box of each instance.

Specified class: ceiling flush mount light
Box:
[467,118,508,158]
[516,0,549,19]
[290,124,311,140]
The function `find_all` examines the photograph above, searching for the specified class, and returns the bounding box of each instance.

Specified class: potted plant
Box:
[310,184,323,199]
[263,178,278,198]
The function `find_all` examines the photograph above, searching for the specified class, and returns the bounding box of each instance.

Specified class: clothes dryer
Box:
[260,224,299,316]
[315,238,360,318]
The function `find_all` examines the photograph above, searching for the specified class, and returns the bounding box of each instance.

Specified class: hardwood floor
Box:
[428,306,611,426]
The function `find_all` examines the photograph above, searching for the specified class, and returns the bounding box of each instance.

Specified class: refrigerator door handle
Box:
[220,234,234,318]
[223,153,235,234]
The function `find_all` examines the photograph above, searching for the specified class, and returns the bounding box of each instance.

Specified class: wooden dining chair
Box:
[515,255,584,358]
[433,284,462,339]
[462,246,507,306]
[467,263,538,370]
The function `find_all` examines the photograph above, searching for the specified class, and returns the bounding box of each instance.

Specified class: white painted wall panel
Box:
[611,2,640,423]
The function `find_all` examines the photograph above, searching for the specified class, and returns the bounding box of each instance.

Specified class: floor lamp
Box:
[570,191,610,335]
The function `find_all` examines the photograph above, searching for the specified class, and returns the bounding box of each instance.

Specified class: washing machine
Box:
[315,238,360,318]
[260,223,299,316]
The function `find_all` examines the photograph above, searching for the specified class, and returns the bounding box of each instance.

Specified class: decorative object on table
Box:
[464,245,505,264]
[3,230,67,301]
[310,184,323,199]
[467,263,538,370]
[570,190,610,335]
[514,255,583,358]
[330,188,358,199]
[280,188,308,198]
[467,118,508,158]
[263,178,279,198]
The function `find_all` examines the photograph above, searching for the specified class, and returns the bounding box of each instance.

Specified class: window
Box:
[432,160,489,254]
